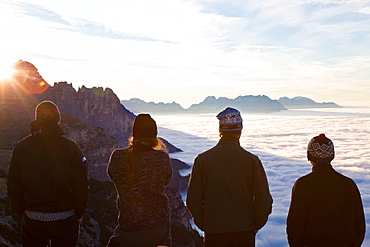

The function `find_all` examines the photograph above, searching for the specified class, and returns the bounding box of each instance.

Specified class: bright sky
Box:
[1,0,370,108]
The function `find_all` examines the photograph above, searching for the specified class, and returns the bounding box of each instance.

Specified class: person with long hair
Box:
[106,114,173,247]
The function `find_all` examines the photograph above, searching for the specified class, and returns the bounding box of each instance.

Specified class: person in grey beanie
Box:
[186,107,273,247]
[286,134,365,247]
[7,100,89,247]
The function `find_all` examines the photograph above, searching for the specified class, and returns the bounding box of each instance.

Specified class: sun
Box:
[0,59,16,81]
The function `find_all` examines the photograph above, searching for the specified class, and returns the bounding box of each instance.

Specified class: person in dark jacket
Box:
[286,133,365,247]
[106,114,173,247]
[7,100,89,247]
[186,107,273,247]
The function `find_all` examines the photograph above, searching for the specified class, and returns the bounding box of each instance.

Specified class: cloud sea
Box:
[153,101,370,247]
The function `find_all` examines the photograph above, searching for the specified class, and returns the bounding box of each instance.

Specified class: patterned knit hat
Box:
[133,114,158,138]
[307,133,335,163]
[35,101,61,123]
[217,107,243,132]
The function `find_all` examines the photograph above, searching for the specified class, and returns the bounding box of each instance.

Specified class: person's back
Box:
[7,101,89,246]
[106,114,173,247]
[191,137,271,233]
[108,148,172,232]
[286,134,365,247]
[187,107,273,247]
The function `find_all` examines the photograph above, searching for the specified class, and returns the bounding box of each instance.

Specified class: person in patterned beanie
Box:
[287,133,365,247]
[187,107,272,247]
[307,133,335,163]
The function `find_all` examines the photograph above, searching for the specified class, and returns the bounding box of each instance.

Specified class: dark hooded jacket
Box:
[7,120,89,219]
[286,163,365,247]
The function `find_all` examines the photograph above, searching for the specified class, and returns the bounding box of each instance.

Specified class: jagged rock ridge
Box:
[40,82,134,147]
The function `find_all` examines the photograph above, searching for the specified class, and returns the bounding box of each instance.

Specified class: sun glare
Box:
[0,60,16,81]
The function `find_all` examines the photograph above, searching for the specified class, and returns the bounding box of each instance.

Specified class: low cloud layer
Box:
[155,102,370,246]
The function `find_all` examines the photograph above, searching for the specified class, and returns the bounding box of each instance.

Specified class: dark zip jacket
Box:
[7,120,89,219]
[286,163,365,247]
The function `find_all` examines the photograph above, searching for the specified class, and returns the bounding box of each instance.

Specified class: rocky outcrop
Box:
[1,60,133,148]
[168,159,190,192]
[61,114,119,181]
[37,82,133,147]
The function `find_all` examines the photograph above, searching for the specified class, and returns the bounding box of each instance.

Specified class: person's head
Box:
[126,114,163,183]
[129,114,163,150]
[217,107,243,139]
[307,133,335,165]
[35,101,61,124]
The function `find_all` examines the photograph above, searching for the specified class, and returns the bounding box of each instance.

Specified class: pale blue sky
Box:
[1,0,369,107]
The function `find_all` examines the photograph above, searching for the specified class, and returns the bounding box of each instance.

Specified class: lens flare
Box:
[0,66,15,81]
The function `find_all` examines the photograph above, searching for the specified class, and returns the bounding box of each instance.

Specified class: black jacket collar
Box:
[30,119,64,139]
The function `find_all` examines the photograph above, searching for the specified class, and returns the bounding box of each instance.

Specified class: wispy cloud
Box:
[14,2,171,42]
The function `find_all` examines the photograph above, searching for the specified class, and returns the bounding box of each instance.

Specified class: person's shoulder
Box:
[14,135,33,149]
[333,169,358,187]
[153,149,170,157]
[196,145,219,157]
[111,148,128,158]
[242,148,260,158]
[294,171,316,186]
[234,146,263,164]
[112,148,127,154]
[60,136,82,149]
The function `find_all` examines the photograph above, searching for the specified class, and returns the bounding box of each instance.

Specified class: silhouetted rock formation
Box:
[39,82,133,147]
[11,59,50,94]
[168,159,190,193]
[278,96,341,109]
[0,60,201,246]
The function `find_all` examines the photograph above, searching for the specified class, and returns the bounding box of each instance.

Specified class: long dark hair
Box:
[124,136,166,184]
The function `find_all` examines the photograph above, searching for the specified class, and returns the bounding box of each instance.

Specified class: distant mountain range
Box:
[277,96,340,109]
[121,96,341,114]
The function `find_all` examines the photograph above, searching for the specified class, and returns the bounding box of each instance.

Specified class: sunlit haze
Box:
[1,0,370,108]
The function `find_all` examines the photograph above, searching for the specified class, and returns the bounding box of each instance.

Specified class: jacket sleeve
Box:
[70,144,89,219]
[186,156,204,230]
[252,157,273,230]
[7,145,25,218]
[351,182,366,247]
[286,180,307,247]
